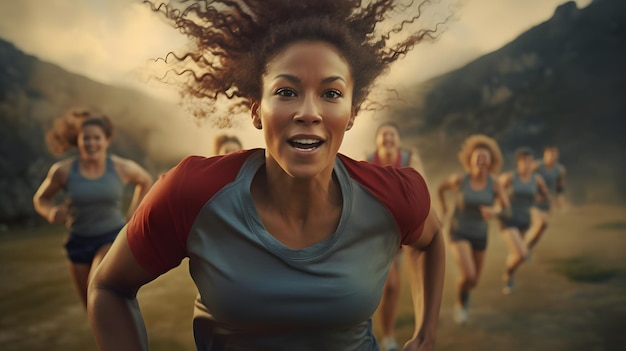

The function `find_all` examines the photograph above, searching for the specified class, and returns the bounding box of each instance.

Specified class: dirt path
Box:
[384,204,626,351]
[1,204,625,350]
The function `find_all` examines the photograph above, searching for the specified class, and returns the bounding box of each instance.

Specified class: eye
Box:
[275,88,297,97]
[322,89,342,99]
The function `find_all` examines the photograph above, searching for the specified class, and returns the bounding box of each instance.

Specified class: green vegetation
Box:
[551,257,619,283]
[594,221,626,231]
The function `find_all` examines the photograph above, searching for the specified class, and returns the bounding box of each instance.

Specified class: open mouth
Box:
[288,138,324,152]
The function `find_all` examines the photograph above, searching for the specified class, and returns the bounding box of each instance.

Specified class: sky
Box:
[0,0,593,158]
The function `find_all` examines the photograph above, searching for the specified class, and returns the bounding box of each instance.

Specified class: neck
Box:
[470,168,488,180]
[257,159,341,223]
[376,147,398,165]
[80,155,106,168]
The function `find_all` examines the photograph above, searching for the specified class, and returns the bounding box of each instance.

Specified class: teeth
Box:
[292,139,320,145]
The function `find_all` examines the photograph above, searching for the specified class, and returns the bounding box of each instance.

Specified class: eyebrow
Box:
[274,74,346,85]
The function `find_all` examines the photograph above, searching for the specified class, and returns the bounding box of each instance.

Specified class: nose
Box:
[293,94,322,126]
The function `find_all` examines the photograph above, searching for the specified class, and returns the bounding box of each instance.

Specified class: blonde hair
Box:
[457,134,503,174]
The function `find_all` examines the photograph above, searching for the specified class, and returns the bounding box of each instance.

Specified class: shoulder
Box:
[499,171,513,183]
[49,157,75,181]
[110,154,139,173]
[441,173,462,189]
[489,174,503,191]
[338,154,430,241]
[339,154,427,194]
[159,149,259,202]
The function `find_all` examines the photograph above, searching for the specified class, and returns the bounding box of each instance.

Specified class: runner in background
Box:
[499,147,550,295]
[367,121,426,351]
[526,146,567,255]
[438,134,510,324]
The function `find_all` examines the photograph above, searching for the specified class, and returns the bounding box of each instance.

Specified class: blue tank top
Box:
[535,161,562,196]
[452,174,495,238]
[509,172,538,225]
[65,156,125,236]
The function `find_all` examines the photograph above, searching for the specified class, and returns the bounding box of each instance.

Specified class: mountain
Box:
[0,39,184,225]
[393,0,626,204]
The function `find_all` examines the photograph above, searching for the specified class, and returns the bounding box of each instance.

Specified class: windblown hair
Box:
[458,134,503,174]
[146,0,449,125]
[45,109,114,156]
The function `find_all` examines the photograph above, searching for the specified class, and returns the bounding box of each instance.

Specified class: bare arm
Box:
[88,226,160,351]
[437,174,460,218]
[555,165,567,208]
[498,172,512,192]
[404,208,444,351]
[113,156,154,220]
[536,174,552,205]
[409,149,426,177]
[33,161,69,224]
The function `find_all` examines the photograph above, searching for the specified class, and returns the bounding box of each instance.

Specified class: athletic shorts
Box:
[64,226,122,264]
[534,201,550,212]
[502,219,531,234]
[449,230,487,251]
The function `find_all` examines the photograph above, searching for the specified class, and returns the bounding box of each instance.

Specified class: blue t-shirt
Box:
[127,149,430,351]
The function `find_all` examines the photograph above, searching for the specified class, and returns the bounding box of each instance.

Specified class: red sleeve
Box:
[338,154,431,246]
[126,150,254,275]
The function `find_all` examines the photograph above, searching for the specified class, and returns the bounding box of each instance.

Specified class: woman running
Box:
[33,109,153,308]
[88,1,447,350]
[499,147,550,295]
[438,134,510,324]
[367,121,426,351]
[526,146,566,253]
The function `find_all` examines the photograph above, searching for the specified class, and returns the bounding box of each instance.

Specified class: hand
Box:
[403,336,435,351]
[48,205,69,224]
[479,205,499,220]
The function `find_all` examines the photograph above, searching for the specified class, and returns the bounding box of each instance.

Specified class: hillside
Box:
[0,39,184,224]
[394,0,626,204]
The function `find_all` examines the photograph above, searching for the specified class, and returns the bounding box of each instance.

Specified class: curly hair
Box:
[45,109,114,156]
[457,134,503,174]
[146,0,449,126]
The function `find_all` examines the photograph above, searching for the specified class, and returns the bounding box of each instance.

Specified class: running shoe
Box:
[381,337,400,351]
[453,305,468,325]
[502,277,515,295]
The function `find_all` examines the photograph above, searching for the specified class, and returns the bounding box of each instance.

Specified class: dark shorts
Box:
[502,219,531,234]
[535,201,551,212]
[449,230,487,251]
[64,226,122,264]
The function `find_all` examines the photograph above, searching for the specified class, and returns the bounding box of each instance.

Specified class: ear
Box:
[345,109,356,131]
[250,100,262,130]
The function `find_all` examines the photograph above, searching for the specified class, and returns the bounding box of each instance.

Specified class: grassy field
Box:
[1,204,625,350]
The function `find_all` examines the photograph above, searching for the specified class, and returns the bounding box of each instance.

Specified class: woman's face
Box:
[77,124,110,161]
[375,125,400,152]
[517,155,534,174]
[469,147,492,173]
[253,41,355,180]
[543,148,559,165]
[218,141,242,155]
